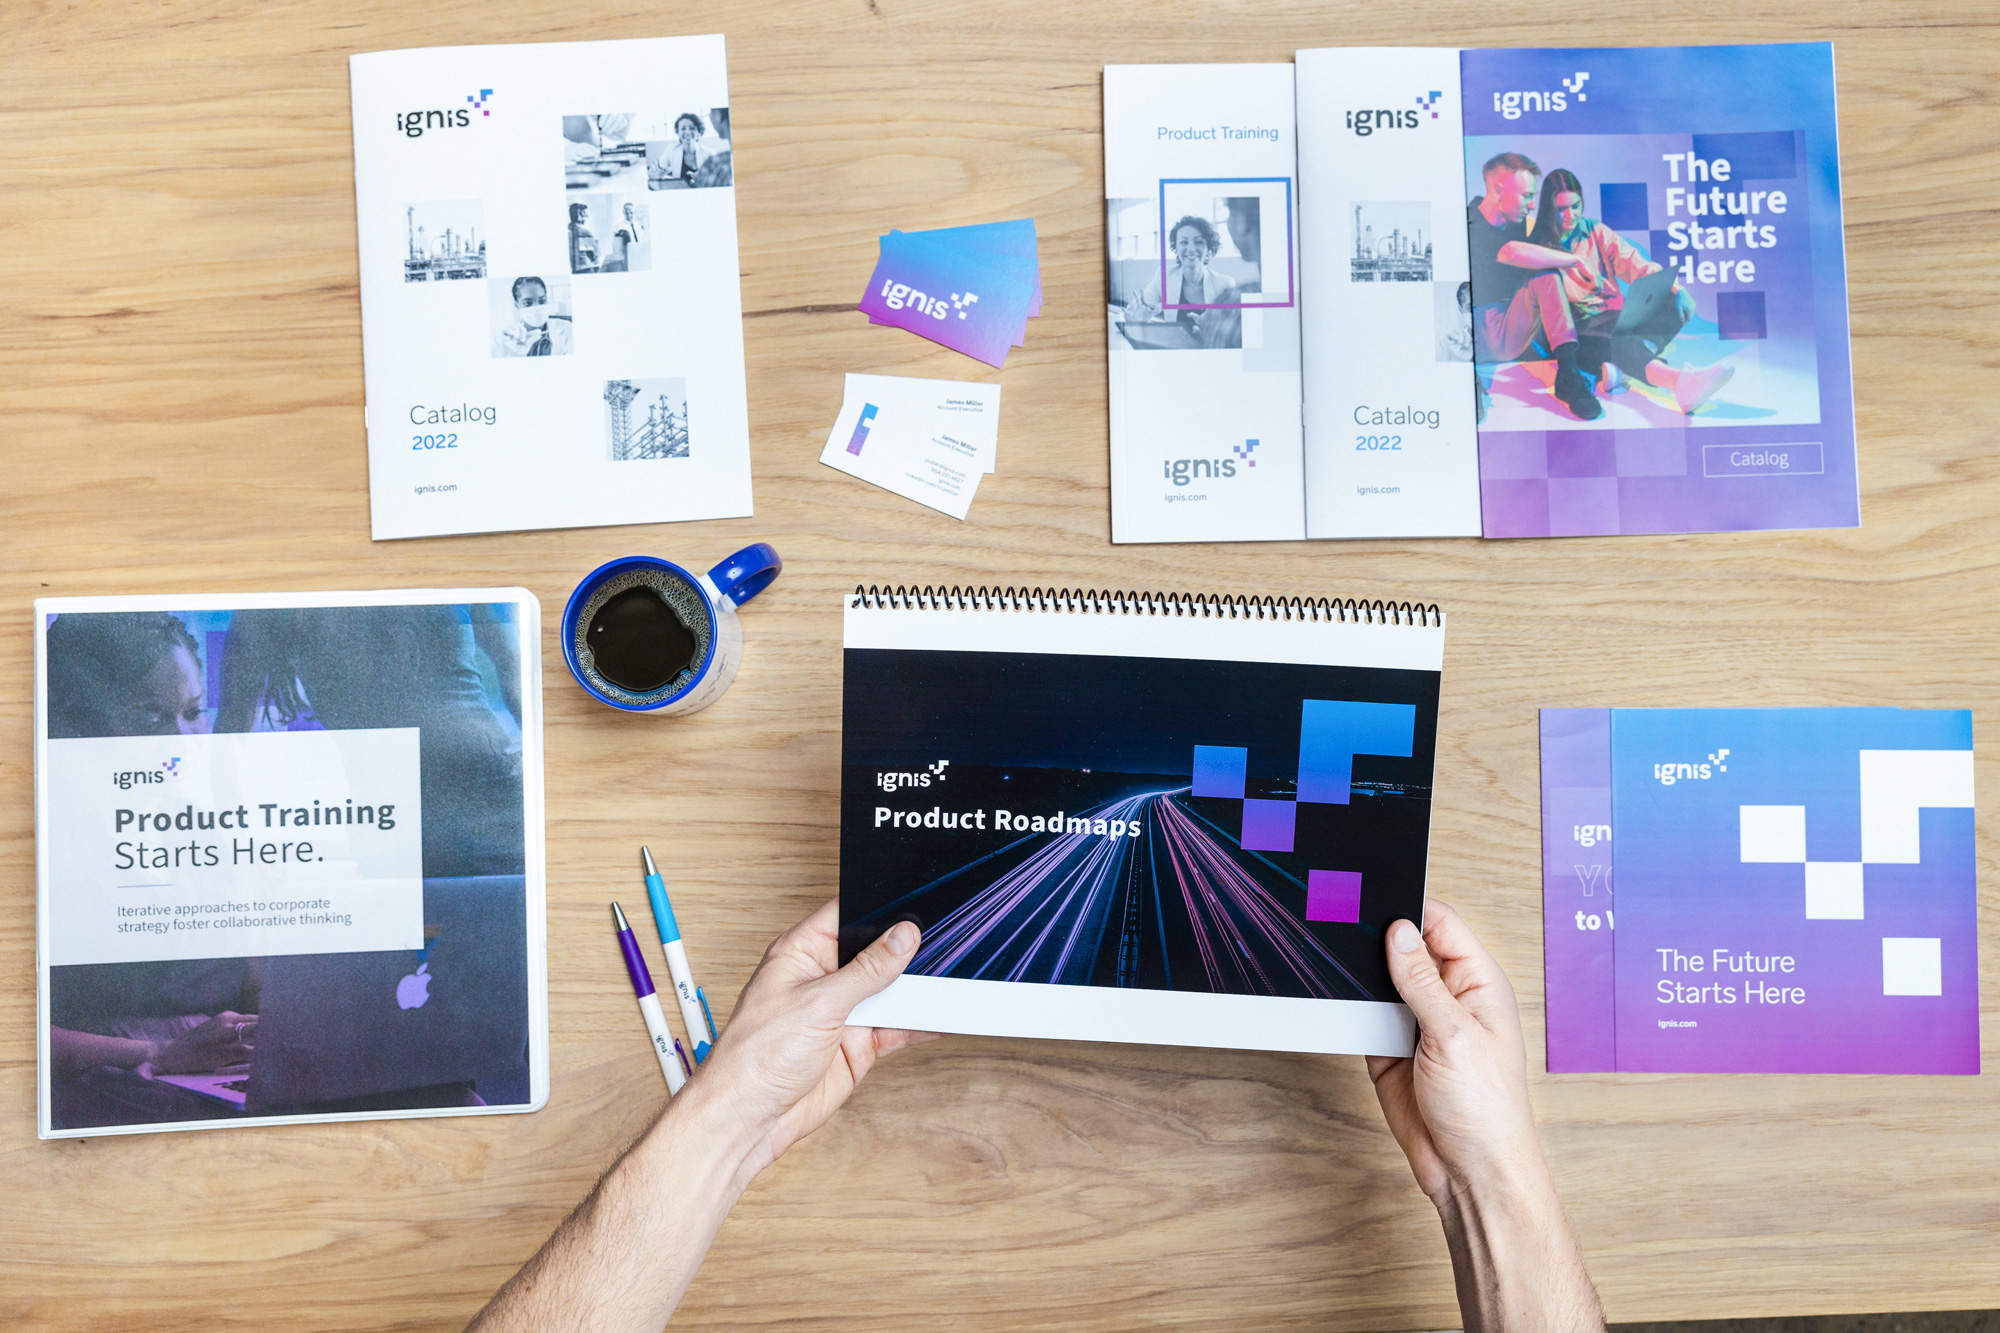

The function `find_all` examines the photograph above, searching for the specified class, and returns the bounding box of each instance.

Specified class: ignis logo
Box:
[877,760,950,792]
[112,763,177,790]
[1346,91,1443,136]
[161,757,183,776]
[1573,823,1611,847]
[396,90,491,138]
[880,281,978,321]
[1165,457,1239,486]
[1167,439,1258,487]
[1493,71,1590,120]
[1655,751,1729,786]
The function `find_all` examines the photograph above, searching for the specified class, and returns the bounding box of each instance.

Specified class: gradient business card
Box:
[859,236,1035,368]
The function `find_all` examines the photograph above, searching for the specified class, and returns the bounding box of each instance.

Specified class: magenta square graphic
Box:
[1240,798,1296,852]
[1306,870,1363,923]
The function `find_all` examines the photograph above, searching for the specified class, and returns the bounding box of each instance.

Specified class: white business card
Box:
[818,373,1001,519]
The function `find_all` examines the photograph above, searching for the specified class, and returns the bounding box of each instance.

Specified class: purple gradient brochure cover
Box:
[838,597,1445,1056]
[1541,707,1977,1076]
[1462,44,1858,538]
[859,233,1035,368]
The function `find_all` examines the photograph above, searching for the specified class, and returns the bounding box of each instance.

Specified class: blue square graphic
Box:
[1599,182,1649,232]
[1298,700,1417,804]
[1715,291,1767,340]
[1241,798,1296,852]
[1191,745,1248,799]
[1691,131,1798,180]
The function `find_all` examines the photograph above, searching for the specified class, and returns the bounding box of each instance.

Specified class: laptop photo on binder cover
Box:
[838,586,1445,1057]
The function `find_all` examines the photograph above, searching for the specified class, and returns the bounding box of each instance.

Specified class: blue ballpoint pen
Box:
[641,846,719,1063]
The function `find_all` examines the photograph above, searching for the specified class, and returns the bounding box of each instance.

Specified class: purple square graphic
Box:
[1615,429,1687,477]
[1545,433,1618,479]
[1480,477,1552,537]
[1547,476,1621,536]
[1191,745,1248,799]
[1305,870,1363,923]
[1715,290,1768,340]
[1478,433,1548,481]
[1240,798,1296,853]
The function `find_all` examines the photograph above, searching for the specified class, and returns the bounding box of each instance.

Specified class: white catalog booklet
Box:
[350,36,752,539]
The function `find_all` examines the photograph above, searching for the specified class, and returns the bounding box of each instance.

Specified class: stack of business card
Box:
[818,373,1001,520]
[858,220,1040,368]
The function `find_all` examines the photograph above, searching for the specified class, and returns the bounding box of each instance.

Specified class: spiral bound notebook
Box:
[839,587,1445,1056]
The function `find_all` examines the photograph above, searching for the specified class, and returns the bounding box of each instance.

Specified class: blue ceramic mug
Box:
[561,543,781,715]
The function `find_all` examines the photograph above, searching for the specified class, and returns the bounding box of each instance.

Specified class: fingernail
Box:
[1391,922,1423,954]
[886,922,918,955]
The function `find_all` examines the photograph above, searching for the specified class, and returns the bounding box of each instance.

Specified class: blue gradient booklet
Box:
[1541,707,1977,1075]
[839,588,1445,1056]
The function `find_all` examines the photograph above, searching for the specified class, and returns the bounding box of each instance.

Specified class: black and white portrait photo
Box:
[1351,201,1433,282]
[603,379,689,460]
[490,276,574,357]
[1435,280,1474,361]
[568,196,651,274]
[403,200,486,283]
[647,109,733,189]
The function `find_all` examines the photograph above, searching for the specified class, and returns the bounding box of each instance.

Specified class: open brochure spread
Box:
[350,36,752,539]
[1107,43,1857,543]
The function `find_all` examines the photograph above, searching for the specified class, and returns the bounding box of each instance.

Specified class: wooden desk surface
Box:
[4,1,1996,1328]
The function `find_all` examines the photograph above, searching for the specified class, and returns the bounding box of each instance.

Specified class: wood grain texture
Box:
[2,1,1997,1328]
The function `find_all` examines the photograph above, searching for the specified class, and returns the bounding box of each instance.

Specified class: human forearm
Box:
[50,1027,153,1077]
[1435,1162,1603,1333]
[1496,240,1582,270]
[468,1081,761,1333]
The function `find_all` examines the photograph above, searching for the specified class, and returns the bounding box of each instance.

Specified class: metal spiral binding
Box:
[847,584,1442,626]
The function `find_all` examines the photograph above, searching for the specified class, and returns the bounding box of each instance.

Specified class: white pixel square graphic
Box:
[1740,805,1807,863]
[1859,750,1975,863]
[1803,862,1864,919]
[1882,937,1942,996]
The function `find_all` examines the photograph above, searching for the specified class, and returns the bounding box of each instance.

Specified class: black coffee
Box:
[585,586,698,693]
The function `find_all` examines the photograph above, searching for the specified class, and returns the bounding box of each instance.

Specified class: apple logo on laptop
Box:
[396,962,433,1010]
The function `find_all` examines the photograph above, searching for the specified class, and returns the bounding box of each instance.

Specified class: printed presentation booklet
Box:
[1540,707,1976,1075]
[1107,43,1857,543]
[35,590,549,1138]
[350,36,752,539]
[839,589,1445,1057]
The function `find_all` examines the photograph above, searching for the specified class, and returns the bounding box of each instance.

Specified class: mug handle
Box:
[707,542,782,607]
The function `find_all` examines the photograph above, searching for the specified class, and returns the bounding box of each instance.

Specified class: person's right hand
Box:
[152,1011,256,1074]
[1365,902,1545,1206]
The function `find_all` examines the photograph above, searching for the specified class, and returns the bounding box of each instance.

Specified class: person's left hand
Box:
[698,901,937,1174]
[1674,284,1698,323]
